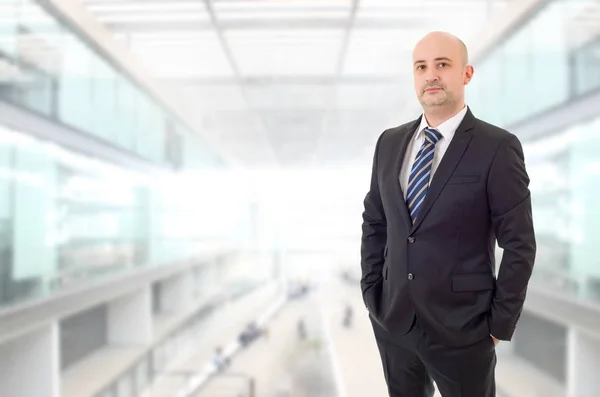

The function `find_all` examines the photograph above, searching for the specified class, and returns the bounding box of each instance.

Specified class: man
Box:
[360,31,536,397]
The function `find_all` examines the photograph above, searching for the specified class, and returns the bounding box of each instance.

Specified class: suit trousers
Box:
[371,315,497,397]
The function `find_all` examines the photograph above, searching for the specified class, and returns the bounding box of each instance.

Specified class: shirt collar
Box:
[415,105,469,141]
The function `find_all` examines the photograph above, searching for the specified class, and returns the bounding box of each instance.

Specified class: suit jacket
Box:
[360,107,536,347]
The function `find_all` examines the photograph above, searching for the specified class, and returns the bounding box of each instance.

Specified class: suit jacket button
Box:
[408,237,415,243]
[407,273,414,280]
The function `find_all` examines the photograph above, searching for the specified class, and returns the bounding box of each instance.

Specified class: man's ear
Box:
[464,65,474,85]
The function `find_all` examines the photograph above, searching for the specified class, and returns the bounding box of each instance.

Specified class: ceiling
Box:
[82,0,511,168]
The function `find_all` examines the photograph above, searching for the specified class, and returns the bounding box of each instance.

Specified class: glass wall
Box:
[467,0,600,305]
[0,0,233,308]
[467,0,600,127]
[523,115,600,302]
[0,0,219,168]
[0,122,246,308]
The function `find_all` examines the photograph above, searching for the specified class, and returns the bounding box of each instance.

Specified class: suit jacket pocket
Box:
[363,279,383,314]
[452,273,495,292]
[383,246,389,280]
[447,174,480,184]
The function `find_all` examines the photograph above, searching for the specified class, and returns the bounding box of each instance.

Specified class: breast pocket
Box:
[447,174,480,185]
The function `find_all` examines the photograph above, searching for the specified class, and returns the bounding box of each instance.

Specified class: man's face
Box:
[412,35,472,109]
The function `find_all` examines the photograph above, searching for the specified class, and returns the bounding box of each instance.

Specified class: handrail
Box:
[0,250,224,345]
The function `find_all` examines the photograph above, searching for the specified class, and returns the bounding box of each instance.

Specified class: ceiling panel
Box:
[225,29,345,76]
[244,83,335,110]
[129,31,234,78]
[213,0,352,30]
[358,0,506,8]
[160,81,249,111]
[342,29,426,76]
[86,1,206,14]
[213,0,353,12]
[87,0,210,23]
[215,7,350,21]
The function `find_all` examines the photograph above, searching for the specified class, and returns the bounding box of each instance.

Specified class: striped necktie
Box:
[406,127,442,222]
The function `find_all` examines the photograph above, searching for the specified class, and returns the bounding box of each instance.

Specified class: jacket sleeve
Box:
[487,133,537,340]
[360,131,388,302]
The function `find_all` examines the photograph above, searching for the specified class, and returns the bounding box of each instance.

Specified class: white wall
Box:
[108,287,153,345]
[0,323,59,397]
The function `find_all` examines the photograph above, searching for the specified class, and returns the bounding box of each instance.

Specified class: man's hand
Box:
[491,335,500,346]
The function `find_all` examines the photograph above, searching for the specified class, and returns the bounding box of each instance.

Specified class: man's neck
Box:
[424,103,465,128]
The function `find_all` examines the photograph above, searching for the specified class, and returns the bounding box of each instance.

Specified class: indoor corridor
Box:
[1,0,600,396]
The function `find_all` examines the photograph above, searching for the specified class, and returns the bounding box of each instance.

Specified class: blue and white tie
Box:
[406,128,442,222]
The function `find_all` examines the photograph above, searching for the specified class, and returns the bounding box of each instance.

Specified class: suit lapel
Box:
[393,117,422,230]
[410,109,476,233]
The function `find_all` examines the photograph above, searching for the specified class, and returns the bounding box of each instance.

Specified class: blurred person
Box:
[342,303,353,328]
[212,346,228,372]
[296,317,307,340]
[238,321,262,347]
[360,31,536,397]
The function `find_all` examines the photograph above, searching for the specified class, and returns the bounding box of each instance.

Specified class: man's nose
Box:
[425,73,439,83]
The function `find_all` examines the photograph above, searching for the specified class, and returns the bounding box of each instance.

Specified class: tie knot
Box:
[424,128,442,144]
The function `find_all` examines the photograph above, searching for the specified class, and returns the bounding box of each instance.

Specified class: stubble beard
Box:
[419,89,453,109]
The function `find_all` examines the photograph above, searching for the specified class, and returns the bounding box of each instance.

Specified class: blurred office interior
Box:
[0,0,599,396]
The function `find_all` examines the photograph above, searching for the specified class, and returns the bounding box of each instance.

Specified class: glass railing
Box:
[0,121,241,309]
[0,0,220,168]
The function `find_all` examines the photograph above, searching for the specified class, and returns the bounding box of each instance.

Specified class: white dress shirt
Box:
[399,105,469,199]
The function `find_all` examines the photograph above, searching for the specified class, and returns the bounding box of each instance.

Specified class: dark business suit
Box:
[360,108,536,397]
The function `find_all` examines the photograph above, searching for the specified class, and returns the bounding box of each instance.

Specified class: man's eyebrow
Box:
[413,57,453,65]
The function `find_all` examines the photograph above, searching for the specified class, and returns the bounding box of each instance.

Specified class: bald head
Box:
[413,31,469,66]
[411,31,474,115]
